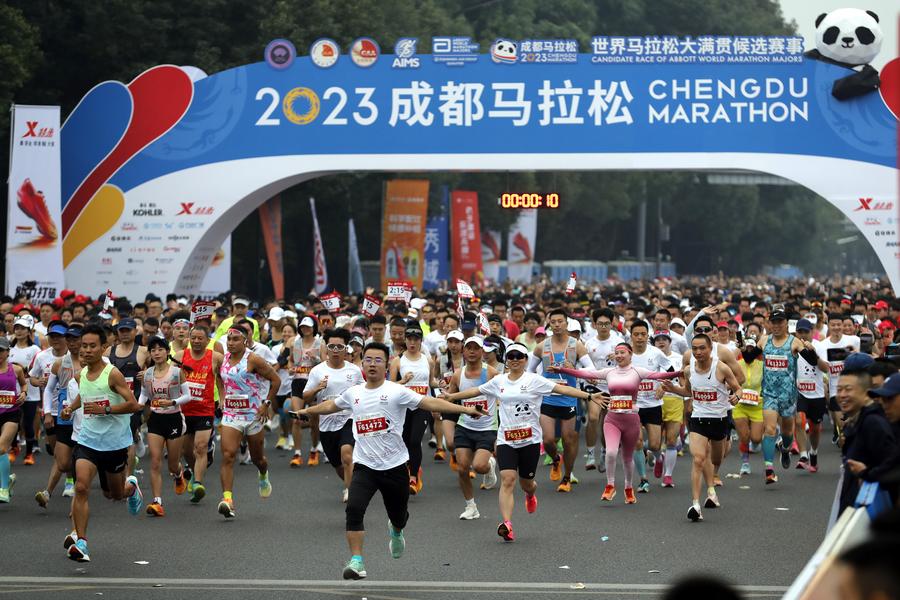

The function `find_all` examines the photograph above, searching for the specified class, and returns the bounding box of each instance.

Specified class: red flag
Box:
[565,272,577,295]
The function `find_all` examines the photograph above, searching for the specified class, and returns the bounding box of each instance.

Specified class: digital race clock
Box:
[498,193,560,209]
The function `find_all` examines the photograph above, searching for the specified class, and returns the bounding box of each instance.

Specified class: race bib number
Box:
[829,363,844,376]
[738,390,760,406]
[187,381,206,399]
[798,381,817,393]
[356,414,389,436]
[124,377,135,389]
[295,365,311,376]
[224,394,250,410]
[503,426,533,442]
[692,389,717,403]
[84,395,110,417]
[765,355,788,370]
[0,391,16,406]
[637,381,655,393]
[150,396,168,408]
[406,385,429,395]
[608,395,634,412]
[462,398,488,412]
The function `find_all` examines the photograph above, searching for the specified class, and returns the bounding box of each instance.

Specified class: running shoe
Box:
[68,539,90,562]
[258,473,272,498]
[654,454,664,479]
[218,497,235,518]
[308,450,320,467]
[549,456,562,482]
[704,493,721,509]
[809,453,819,473]
[342,488,349,503]
[23,453,35,466]
[598,450,607,473]
[459,503,480,520]
[9,473,15,495]
[183,467,193,485]
[790,439,800,455]
[749,440,761,454]
[557,477,572,493]
[0,488,9,503]
[556,439,563,453]
[136,434,147,458]
[542,453,553,466]
[468,469,476,479]
[416,467,424,493]
[434,448,445,461]
[428,434,437,448]
[449,454,459,472]
[624,487,636,504]
[409,477,419,495]
[276,436,288,450]
[796,456,809,470]
[570,474,579,485]
[191,483,206,503]
[832,431,840,445]
[207,437,216,466]
[35,490,50,508]
[481,456,498,490]
[342,556,367,580]
[62,480,75,497]
[740,462,751,476]
[290,453,303,467]
[713,476,723,487]
[63,530,77,549]
[146,502,165,517]
[687,503,703,522]
[126,475,143,515]
[601,484,616,502]
[662,476,674,488]
[638,479,650,494]
[174,473,187,495]
[776,439,790,469]
[388,523,406,558]
[765,468,778,484]
[239,447,251,465]
[585,455,597,471]
[8,445,17,464]
[525,492,538,513]
[497,520,515,542]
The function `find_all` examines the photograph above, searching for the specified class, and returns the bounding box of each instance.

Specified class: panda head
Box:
[814,8,882,66]
[491,39,518,63]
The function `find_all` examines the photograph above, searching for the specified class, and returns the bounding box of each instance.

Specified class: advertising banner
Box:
[450,190,483,283]
[259,195,284,299]
[381,180,429,290]
[348,219,364,294]
[507,209,537,283]
[196,235,231,296]
[310,197,328,293]
[6,105,64,302]
[481,229,502,283]
[422,187,449,291]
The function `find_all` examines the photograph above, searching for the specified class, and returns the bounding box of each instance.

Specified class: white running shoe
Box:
[315,441,324,453]
[239,448,252,465]
[482,456,498,490]
[135,434,147,458]
[585,455,596,470]
[342,488,349,503]
[459,504,480,520]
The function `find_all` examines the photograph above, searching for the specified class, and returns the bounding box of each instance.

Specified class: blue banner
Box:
[423,186,449,291]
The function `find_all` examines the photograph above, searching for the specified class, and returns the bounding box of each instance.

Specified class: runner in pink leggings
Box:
[553,342,679,504]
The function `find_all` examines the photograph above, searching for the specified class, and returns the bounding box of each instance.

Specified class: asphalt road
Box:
[0,428,839,600]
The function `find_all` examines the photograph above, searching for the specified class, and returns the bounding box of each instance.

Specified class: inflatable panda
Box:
[804,8,882,100]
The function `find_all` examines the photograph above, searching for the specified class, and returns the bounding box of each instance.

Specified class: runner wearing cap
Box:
[213,296,260,342]
[433,328,464,465]
[446,335,499,519]
[733,323,765,476]
[653,328,684,487]
[584,308,622,472]
[59,324,143,562]
[9,314,40,465]
[389,325,437,494]
[483,335,506,374]
[216,326,281,519]
[793,318,831,473]
[448,342,597,539]
[0,336,28,502]
[289,315,323,467]
[298,342,485,579]
[105,317,149,475]
[32,320,70,507]
[758,308,805,484]
[528,308,593,493]
[303,328,364,503]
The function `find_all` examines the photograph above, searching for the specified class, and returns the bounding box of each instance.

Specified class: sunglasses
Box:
[326,343,346,352]
[506,352,526,361]
[695,327,713,334]
[363,357,385,365]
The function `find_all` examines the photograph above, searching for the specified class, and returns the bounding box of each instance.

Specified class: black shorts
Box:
[496,443,540,479]
[454,426,497,452]
[441,411,460,423]
[130,412,142,436]
[53,419,75,448]
[147,412,186,440]
[320,420,354,467]
[798,396,828,424]
[275,394,289,408]
[184,415,213,434]
[74,444,129,474]
[638,406,663,427]
[291,378,307,398]
[540,404,576,421]
[828,396,840,413]
[689,417,728,442]
[0,409,21,428]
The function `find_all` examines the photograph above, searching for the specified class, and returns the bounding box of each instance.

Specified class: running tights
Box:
[402,408,428,478]
[21,402,38,455]
[604,412,641,488]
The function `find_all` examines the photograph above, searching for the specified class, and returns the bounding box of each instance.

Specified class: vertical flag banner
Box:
[450,190,483,283]
[481,229,502,283]
[259,194,285,299]
[422,186,449,291]
[381,180,429,290]
[348,218,364,294]
[197,235,231,297]
[6,105,64,302]
[566,272,577,295]
[310,197,328,293]
[507,209,538,283]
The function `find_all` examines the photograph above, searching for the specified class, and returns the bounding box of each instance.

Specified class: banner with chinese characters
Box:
[507,209,537,283]
[450,190,483,283]
[6,105,64,303]
[481,229,502,283]
[381,180,429,290]
[422,187,449,291]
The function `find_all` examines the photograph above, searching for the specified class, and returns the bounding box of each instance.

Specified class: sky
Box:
[779,0,898,70]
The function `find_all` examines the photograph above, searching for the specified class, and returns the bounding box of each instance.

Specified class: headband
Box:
[173,318,191,326]
[615,342,633,353]
[228,327,247,337]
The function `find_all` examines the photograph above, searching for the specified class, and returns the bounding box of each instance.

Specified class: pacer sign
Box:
[59,34,898,299]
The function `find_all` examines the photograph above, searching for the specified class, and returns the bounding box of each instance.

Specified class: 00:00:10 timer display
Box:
[498,193,560,209]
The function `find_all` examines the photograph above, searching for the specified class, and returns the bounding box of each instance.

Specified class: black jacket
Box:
[840,403,897,513]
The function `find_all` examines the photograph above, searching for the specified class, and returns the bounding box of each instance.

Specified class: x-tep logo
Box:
[176,202,214,216]
[854,197,894,211]
[22,121,54,138]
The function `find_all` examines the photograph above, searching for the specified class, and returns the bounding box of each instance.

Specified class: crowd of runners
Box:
[1,275,899,579]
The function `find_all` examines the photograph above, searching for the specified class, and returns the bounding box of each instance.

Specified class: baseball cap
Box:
[13,315,34,330]
[716,321,729,329]
[232,296,250,306]
[300,316,316,328]
[267,306,286,321]
[875,300,889,310]
[177,296,189,306]
[769,310,787,321]
[843,352,875,373]
[653,329,671,340]
[404,327,423,338]
[869,373,900,399]
[464,336,484,348]
[60,289,75,299]
[0,337,9,350]
[461,319,476,331]
[116,318,137,330]
[795,318,813,332]
[505,342,529,357]
[48,323,68,336]
[284,310,298,320]
[349,335,364,347]
[446,330,464,342]
[879,320,896,331]
[567,318,582,333]
[410,298,427,310]
[65,325,83,338]
[670,318,687,329]
[535,326,547,336]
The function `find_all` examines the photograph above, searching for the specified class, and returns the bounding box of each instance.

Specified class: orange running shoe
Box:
[409,477,418,495]
[624,487,636,504]
[434,449,446,461]
[525,492,538,513]
[601,484,616,502]
[469,469,476,479]
[146,502,165,517]
[173,473,187,495]
[557,477,572,493]
[17,178,57,240]
[23,454,35,466]
[8,446,18,464]
[290,454,303,468]
[308,450,320,466]
[549,457,562,482]
[416,467,424,493]
[449,454,458,472]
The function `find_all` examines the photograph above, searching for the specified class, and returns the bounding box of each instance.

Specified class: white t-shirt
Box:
[30,348,65,411]
[631,345,673,408]
[306,362,364,432]
[820,335,860,397]
[423,330,445,358]
[271,342,293,396]
[585,333,621,392]
[335,380,422,470]
[10,343,40,402]
[478,371,556,448]
[797,341,827,399]
[249,341,277,398]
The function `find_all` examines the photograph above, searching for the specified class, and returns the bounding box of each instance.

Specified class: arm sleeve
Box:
[527,353,542,373]
[29,358,43,378]
[634,367,681,381]
[684,312,703,343]
[174,382,192,406]
[577,354,594,370]
[138,386,149,406]
[43,371,58,413]
[556,366,604,380]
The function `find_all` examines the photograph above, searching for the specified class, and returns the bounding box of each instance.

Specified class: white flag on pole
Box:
[310,197,328,293]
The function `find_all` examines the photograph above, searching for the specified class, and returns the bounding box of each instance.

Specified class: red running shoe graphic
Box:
[17,179,57,240]
[512,232,531,263]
